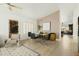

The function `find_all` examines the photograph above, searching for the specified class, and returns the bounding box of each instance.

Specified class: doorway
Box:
[9,20,18,38]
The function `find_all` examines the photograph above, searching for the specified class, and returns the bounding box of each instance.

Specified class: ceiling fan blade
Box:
[0,3,22,11]
[6,3,22,9]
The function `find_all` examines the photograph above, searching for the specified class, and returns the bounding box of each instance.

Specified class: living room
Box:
[0,3,78,56]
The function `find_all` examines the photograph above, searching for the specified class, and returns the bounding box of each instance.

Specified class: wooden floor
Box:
[1,35,78,56]
[22,35,78,56]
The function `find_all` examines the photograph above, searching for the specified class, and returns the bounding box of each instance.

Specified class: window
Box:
[23,23,34,34]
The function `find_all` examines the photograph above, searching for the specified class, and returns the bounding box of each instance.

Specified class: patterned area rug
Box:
[0,46,39,56]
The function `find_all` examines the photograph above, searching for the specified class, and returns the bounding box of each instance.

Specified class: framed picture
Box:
[43,22,51,32]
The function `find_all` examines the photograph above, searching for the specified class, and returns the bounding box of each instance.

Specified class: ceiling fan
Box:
[0,3,22,11]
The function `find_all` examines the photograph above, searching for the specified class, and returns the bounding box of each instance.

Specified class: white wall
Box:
[73,5,79,42]
[0,6,38,40]
[0,7,10,39]
[60,6,73,26]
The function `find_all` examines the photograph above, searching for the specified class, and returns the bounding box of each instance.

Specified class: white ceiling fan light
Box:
[0,3,22,11]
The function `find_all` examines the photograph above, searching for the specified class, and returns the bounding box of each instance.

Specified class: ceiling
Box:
[10,3,77,20]
[7,3,59,19]
[0,3,77,21]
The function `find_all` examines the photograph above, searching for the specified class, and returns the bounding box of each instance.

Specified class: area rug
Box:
[0,46,39,56]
